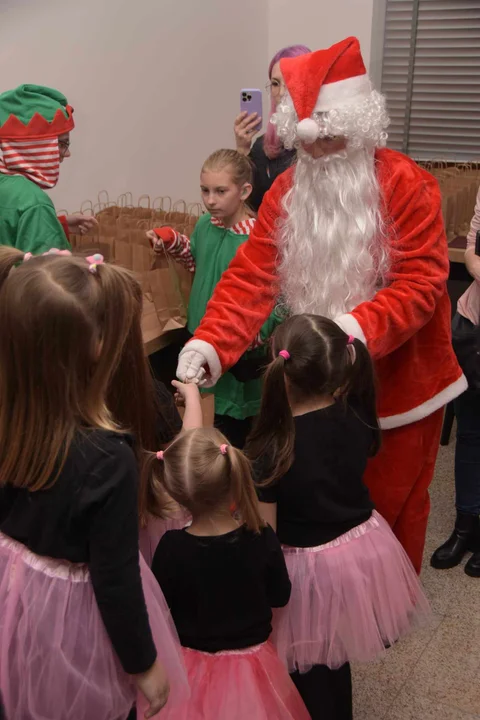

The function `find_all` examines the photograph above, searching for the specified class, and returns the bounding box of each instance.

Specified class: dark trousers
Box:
[214,414,253,450]
[454,386,480,515]
[290,663,353,720]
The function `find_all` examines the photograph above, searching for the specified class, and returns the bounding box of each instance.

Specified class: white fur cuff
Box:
[335,314,367,345]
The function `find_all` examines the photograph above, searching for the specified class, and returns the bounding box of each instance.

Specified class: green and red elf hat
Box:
[0,85,74,189]
[0,84,74,140]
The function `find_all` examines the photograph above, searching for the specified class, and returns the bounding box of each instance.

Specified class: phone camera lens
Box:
[247,94,252,101]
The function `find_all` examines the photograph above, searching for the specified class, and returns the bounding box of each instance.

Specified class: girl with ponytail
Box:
[0,247,188,720]
[247,314,431,720]
[149,427,310,720]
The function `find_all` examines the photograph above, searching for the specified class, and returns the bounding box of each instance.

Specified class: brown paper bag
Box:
[144,257,188,334]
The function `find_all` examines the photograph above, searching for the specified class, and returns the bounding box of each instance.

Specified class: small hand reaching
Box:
[172,380,203,430]
[172,379,201,408]
[66,214,98,235]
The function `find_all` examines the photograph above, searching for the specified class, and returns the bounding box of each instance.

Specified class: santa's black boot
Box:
[430,511,480,569]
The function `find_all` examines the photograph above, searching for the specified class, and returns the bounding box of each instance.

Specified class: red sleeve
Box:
[153,228,195,272]
[194,172,291,370]
[57,214,70,240]
[337,152,449,360]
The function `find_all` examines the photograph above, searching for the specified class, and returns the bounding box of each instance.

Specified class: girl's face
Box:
[269,62,288,108]
[200,167,251,222]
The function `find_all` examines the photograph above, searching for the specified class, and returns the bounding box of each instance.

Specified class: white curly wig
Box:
[271,87,390,151]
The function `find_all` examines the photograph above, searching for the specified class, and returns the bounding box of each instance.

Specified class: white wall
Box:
[267,0,378,76]
[1,0,386,212]
[0,0,268,210]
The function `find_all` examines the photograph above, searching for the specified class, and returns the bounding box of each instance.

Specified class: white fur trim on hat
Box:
[314,74,372,113]
[296,118,320,144]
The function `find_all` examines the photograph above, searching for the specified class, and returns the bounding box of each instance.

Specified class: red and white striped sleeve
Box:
[153,227,196,273]
[165,231,195,273]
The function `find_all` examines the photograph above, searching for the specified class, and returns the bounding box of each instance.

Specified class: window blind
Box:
[381,0,480,161]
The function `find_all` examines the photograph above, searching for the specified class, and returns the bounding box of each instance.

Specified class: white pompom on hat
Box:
[280,37,372,141]
[296,118,320,144]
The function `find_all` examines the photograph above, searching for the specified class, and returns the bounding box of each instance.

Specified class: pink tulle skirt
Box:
[273,511,431,673]
[142,641,310,720]
[139,512,190,567]
[0,532,188,720]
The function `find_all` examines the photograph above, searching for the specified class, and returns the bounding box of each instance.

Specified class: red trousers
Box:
[364,409,444,574]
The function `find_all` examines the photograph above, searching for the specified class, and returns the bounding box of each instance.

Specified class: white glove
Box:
[176,340,222,388]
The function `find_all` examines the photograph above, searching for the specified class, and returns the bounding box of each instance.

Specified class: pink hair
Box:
[263,44,311,159]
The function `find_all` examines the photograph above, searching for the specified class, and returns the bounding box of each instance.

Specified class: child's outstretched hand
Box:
[134,660,170,718]
[172,379,200,407]
[172,380,203,430]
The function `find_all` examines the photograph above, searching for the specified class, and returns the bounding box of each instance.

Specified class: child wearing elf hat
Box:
[0,84,96,254]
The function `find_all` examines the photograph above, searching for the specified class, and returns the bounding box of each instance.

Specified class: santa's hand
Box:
[177,340,222,388]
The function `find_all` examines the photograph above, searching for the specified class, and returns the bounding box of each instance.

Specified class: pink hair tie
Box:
[86,253,104,274]
[156,451,164,461]
[278,350,290,360]
[43,248,72,257]
[220,444,228,455]
[23,253,33,262]
[347,335,355,345]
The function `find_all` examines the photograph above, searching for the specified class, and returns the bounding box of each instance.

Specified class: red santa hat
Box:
[280,37,371,144]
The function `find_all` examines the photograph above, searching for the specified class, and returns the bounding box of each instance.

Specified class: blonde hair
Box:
[202,148,253,188]
[145,428,265,533]
[0,247,142,491]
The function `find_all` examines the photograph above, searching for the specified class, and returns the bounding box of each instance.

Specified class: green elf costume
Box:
[153,213,281,447]
[0,84,74,253]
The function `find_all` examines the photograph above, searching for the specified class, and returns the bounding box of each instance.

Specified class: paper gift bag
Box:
[143,254,188,334]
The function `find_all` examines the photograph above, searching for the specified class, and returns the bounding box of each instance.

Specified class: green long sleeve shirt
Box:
[186,214,281,420]
[0,174,71,254]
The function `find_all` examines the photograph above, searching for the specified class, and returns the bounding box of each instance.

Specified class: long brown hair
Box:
[247,314,381,486]
[143,428,265,533]
[104,277,176,524]
[0,247,141,491]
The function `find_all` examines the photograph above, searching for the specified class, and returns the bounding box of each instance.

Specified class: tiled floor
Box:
[352,436,480,719]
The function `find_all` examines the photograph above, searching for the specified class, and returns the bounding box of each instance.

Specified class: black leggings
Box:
[290,663,353,720]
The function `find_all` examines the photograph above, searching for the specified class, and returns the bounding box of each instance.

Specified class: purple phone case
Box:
[240,89,263,129]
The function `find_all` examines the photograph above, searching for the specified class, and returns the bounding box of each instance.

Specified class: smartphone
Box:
[476,229,480,257]
[240,89,263,129]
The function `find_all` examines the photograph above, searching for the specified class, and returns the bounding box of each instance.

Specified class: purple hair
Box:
[264,44,311,159]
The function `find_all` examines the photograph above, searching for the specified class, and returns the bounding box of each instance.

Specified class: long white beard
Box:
[277,147,389,319]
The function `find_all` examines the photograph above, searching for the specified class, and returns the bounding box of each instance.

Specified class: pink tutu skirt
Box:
[0,532,188,720]
[273,511,431,673]
[139,512,190,567]
[142,641,310,720]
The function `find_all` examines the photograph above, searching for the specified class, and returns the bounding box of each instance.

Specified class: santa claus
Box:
[177,37,467,573]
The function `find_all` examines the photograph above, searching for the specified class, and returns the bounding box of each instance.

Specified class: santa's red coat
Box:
[192,148,466,428]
